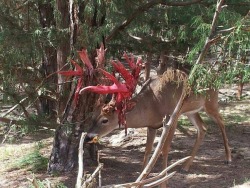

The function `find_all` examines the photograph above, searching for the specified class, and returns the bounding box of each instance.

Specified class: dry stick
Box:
[98,150,102,187]
[76,132,87,188]
[189,0,225,79]
[85,163,104,185]
[27,177,39,188]
[2,97,28,117]
[141,156,191,185]
[136,0,225,184]
[101,156,191,188]
[143,172,176,188]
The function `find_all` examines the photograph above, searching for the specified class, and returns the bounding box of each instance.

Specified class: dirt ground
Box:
[1,85,250,188]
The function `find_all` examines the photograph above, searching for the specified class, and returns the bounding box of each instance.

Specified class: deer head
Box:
[80,53,142,142]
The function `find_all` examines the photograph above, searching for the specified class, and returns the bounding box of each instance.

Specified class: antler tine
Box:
[123,52,136,70]
[110,94,117,104]
[111,60,133,82]
[79,67,130,95]
[78,49,94,75]
[98,68,120,85]
[96,43,106,68]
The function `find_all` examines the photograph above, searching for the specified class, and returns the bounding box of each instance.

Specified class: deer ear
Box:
[126,101,137,112]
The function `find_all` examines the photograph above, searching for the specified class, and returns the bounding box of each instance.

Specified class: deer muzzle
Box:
[84,133,100,144]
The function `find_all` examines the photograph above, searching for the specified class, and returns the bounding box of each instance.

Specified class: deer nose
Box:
[84,133,99,144]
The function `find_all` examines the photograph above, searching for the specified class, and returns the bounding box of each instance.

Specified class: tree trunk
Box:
[48,0,99,173]
[157,50,168,75]
[236,55,246,100]
[37,1,57,119]
[237,81,244,100]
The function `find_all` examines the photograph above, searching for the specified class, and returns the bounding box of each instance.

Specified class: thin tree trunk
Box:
[237,78,244,100]
[237,55,246,100]
[37,1,57,119]
[145,52,152,81]
[48,0,99,173]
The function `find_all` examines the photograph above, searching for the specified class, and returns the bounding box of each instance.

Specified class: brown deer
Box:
[81,64,231,186]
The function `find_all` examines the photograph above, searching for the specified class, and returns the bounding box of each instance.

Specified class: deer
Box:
[80,55,232,187]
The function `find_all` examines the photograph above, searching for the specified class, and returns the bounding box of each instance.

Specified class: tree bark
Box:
[37,1,57,119]
[48,0,74,173]
[48,0,100,173]
[145,52,152,81]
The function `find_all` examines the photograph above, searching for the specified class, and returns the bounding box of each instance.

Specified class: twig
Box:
[144,156,191,185]
[76,132,87,188]
[85,163,104,184]
[46,179,51,188]
[98,150,102,187]
[143,172,176,188]
[189,0,225,79]
[2,97,28,117]
[101,156,190,188]
[1,120,14,144]
[27,177,39,188]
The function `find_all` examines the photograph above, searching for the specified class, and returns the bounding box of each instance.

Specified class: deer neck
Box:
[124,94,161,129]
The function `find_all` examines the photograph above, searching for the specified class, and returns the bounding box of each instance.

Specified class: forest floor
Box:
[1,84,250,188]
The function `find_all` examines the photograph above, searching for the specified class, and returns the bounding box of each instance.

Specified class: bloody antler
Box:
[58,44,105,103]
[80,53,142,101]
[80,53,142,132]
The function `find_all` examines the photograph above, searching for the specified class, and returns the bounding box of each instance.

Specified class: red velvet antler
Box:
[58,46,105,103]
[96,43,106,67]
[78,49,94,76]
[80,53,142,133]
[80,69,128,95]
[80,53,142,102]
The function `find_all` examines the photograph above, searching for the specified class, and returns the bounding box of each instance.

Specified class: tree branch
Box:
[106,0,203,42]
[189,0,225,79]
[161,0,203,6]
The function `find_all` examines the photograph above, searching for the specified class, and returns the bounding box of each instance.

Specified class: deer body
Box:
[85,69,231,185]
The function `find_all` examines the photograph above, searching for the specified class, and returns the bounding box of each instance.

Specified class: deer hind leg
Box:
[204,105,232,163]
[142,127,157,170]
[182,113,207,171]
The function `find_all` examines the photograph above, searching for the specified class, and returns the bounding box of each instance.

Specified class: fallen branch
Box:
[76,132,104,188]
[143,172,176,188]
[84,163,103,187]
[2,97,28,117]
[101,156,190,188]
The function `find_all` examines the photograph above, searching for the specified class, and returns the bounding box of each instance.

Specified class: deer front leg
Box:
[160,121,179,188]
[142,127,157,170]
[182,113,207,171]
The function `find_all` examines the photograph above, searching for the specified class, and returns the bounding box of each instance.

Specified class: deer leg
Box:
[182,113,207,171]
[142,127,157,170]
[205,106,232,163]
[159,121,179,188]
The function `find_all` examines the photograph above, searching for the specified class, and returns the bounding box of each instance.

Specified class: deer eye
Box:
[102,119,108,124]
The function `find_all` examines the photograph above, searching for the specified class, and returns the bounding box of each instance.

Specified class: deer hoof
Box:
[224,160,232,165]
[179,168,189,174]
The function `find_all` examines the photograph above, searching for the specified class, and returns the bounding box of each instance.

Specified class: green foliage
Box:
[28,178,67,188]
[15,141,48,172]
